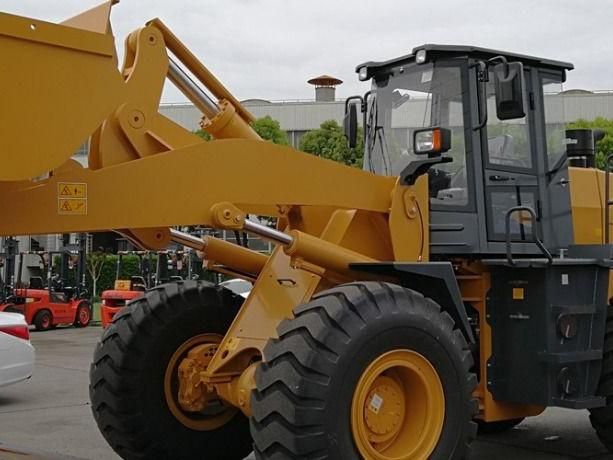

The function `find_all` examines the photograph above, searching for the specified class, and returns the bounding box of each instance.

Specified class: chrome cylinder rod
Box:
[170,222,293,252]
[170,229,206,251]
[243,220,294,246]
[167,58,219,118]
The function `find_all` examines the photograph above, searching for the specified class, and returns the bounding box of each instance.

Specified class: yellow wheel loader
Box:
[1,2,613,459]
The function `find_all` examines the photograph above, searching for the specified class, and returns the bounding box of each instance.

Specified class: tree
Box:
[299,120,364,168]
[568,117,613,169]
[194,128,212,141]
[251,116,289,145]
[86,250,107,301]
[193,115,288,145]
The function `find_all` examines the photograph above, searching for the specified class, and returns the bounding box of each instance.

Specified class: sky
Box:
[3,0,612,103]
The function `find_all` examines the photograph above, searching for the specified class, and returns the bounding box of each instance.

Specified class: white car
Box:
[0,312,35,388]
[219,279,252,299]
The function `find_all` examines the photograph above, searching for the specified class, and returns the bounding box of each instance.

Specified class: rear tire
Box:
[590,305,613,451]
[33,309,52,331]
[73,302,91,328]
[89,281,252,460]
[251,282,477,460]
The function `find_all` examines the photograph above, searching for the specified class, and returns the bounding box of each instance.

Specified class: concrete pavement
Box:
[0,326,612,459]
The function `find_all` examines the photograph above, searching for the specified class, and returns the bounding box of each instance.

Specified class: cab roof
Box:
[356,44,574,75]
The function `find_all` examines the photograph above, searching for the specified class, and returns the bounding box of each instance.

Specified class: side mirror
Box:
[413,127,451,156]
[344,103,358,148]
[493,61,525,120]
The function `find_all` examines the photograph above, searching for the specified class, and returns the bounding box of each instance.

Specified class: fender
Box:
[350,262,475,343]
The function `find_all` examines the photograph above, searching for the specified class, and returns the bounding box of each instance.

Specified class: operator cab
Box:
[346,44,574,257]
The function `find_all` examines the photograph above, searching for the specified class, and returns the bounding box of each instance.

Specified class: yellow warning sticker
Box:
[57,182,87,215]
[58,182,87,198]
[512,287,525,300]
[58,198,87,215]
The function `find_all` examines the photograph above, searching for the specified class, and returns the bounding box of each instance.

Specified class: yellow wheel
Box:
[252,282,477,460]
[352,350,445,460]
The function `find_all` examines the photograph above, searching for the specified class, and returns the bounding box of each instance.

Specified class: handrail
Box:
[604,153,613,244]
[505,206,553,266]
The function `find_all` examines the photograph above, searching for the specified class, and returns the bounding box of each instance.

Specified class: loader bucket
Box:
[0,2,125,181]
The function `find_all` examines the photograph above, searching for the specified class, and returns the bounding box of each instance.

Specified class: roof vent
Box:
[307,75,343,102]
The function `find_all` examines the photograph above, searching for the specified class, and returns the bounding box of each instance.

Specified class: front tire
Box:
[251,282,477,460]
[33,309,52,331]
[89,281,253,460]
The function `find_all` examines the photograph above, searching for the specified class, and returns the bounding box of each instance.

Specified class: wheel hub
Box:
[351,349,445,460]
[364,376,405,442]
[164,333,238,431]
[178,342,219,412]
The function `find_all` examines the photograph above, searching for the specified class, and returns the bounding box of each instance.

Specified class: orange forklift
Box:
[100,251,151,327]
[0,235,91,331]
[101,249,197,327]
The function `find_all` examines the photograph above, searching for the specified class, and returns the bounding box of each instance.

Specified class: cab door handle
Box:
[490,174,511,182]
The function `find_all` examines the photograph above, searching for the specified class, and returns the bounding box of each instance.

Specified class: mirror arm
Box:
[345,95,364,111]
[488,55,509,78]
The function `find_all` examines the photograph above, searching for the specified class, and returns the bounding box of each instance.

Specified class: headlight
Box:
[358,66,369,81]
[415,130,436,153]
[413,128,451,155]
[415,49,427,65]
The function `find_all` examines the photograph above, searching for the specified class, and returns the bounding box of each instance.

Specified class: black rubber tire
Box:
[33,309,52,331]
[89,281,252,460]
[73,302,92,328]
[477,417,524,435]
[251,281,478,460]
[590,305,613,451]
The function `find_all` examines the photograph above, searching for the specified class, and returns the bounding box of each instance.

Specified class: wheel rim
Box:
[42,314,50,328]
[164,333,238,431]
[79,307,90,324]
[351,349,445,460]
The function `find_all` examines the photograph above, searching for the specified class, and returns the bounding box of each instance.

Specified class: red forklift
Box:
[0,234,91,331]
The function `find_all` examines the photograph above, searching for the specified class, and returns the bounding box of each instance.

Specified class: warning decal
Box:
[57,182,87,215]
[58,182,87,198]
[58,199,87,215]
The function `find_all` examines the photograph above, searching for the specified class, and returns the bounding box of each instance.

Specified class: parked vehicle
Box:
[100,251,150,328]
[219,278,252,298]
[0,312,34,388]
[0,251,91,331]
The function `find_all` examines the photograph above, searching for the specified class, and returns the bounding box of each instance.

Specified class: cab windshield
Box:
[364,61,469,206]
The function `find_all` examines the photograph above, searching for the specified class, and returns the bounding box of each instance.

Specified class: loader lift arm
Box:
[0,0,433,408]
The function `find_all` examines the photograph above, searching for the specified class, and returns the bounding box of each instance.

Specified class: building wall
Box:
[159,92,613,148]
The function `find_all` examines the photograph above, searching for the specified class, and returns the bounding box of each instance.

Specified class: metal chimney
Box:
[307,75,343,102]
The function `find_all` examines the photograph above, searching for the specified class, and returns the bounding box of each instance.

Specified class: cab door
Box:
[482,68,539,243]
